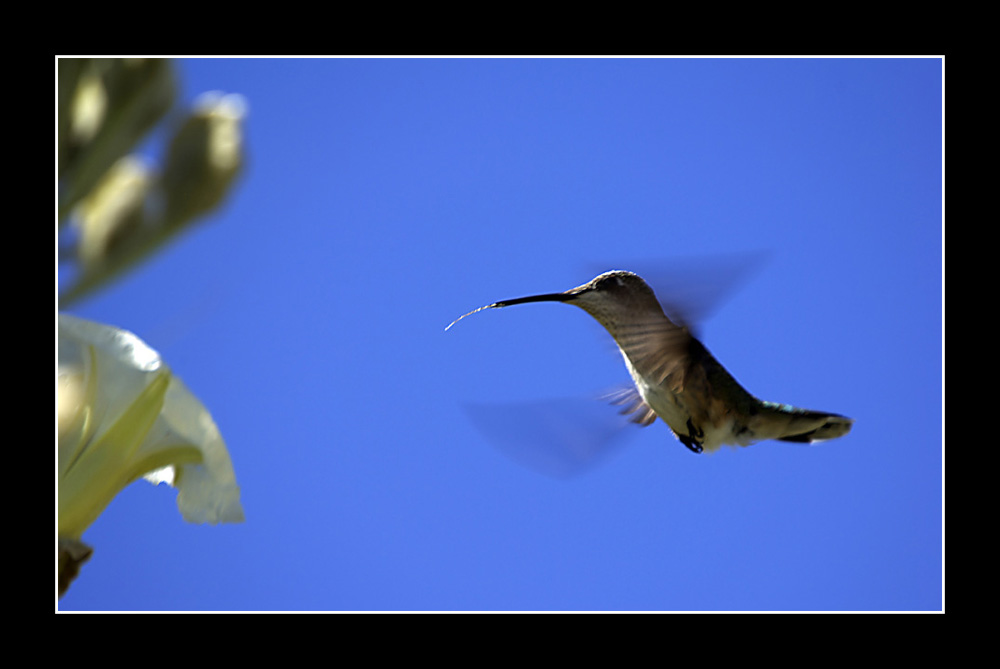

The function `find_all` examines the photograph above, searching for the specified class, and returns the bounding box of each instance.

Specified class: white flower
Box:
[58,314,244,541]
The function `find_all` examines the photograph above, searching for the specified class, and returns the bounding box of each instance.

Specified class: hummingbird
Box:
[447,270,853,454]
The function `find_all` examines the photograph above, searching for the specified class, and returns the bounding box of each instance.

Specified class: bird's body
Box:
[448,270,852,453]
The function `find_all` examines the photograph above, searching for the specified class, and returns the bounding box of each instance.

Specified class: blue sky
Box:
[58,57,942,611]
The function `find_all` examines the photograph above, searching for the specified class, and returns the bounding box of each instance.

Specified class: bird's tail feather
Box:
[757,401,854,444]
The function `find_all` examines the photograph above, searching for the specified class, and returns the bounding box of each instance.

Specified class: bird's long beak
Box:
[446,288,587,331]
[493,289,583,308]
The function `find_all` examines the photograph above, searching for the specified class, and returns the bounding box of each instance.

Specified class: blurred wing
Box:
[464,397,633,478]
[588,250,769,333]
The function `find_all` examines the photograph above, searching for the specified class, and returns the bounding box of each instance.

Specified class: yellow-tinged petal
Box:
[58,369,169,537]
[138,375,244,524]
[57,314,243,543]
